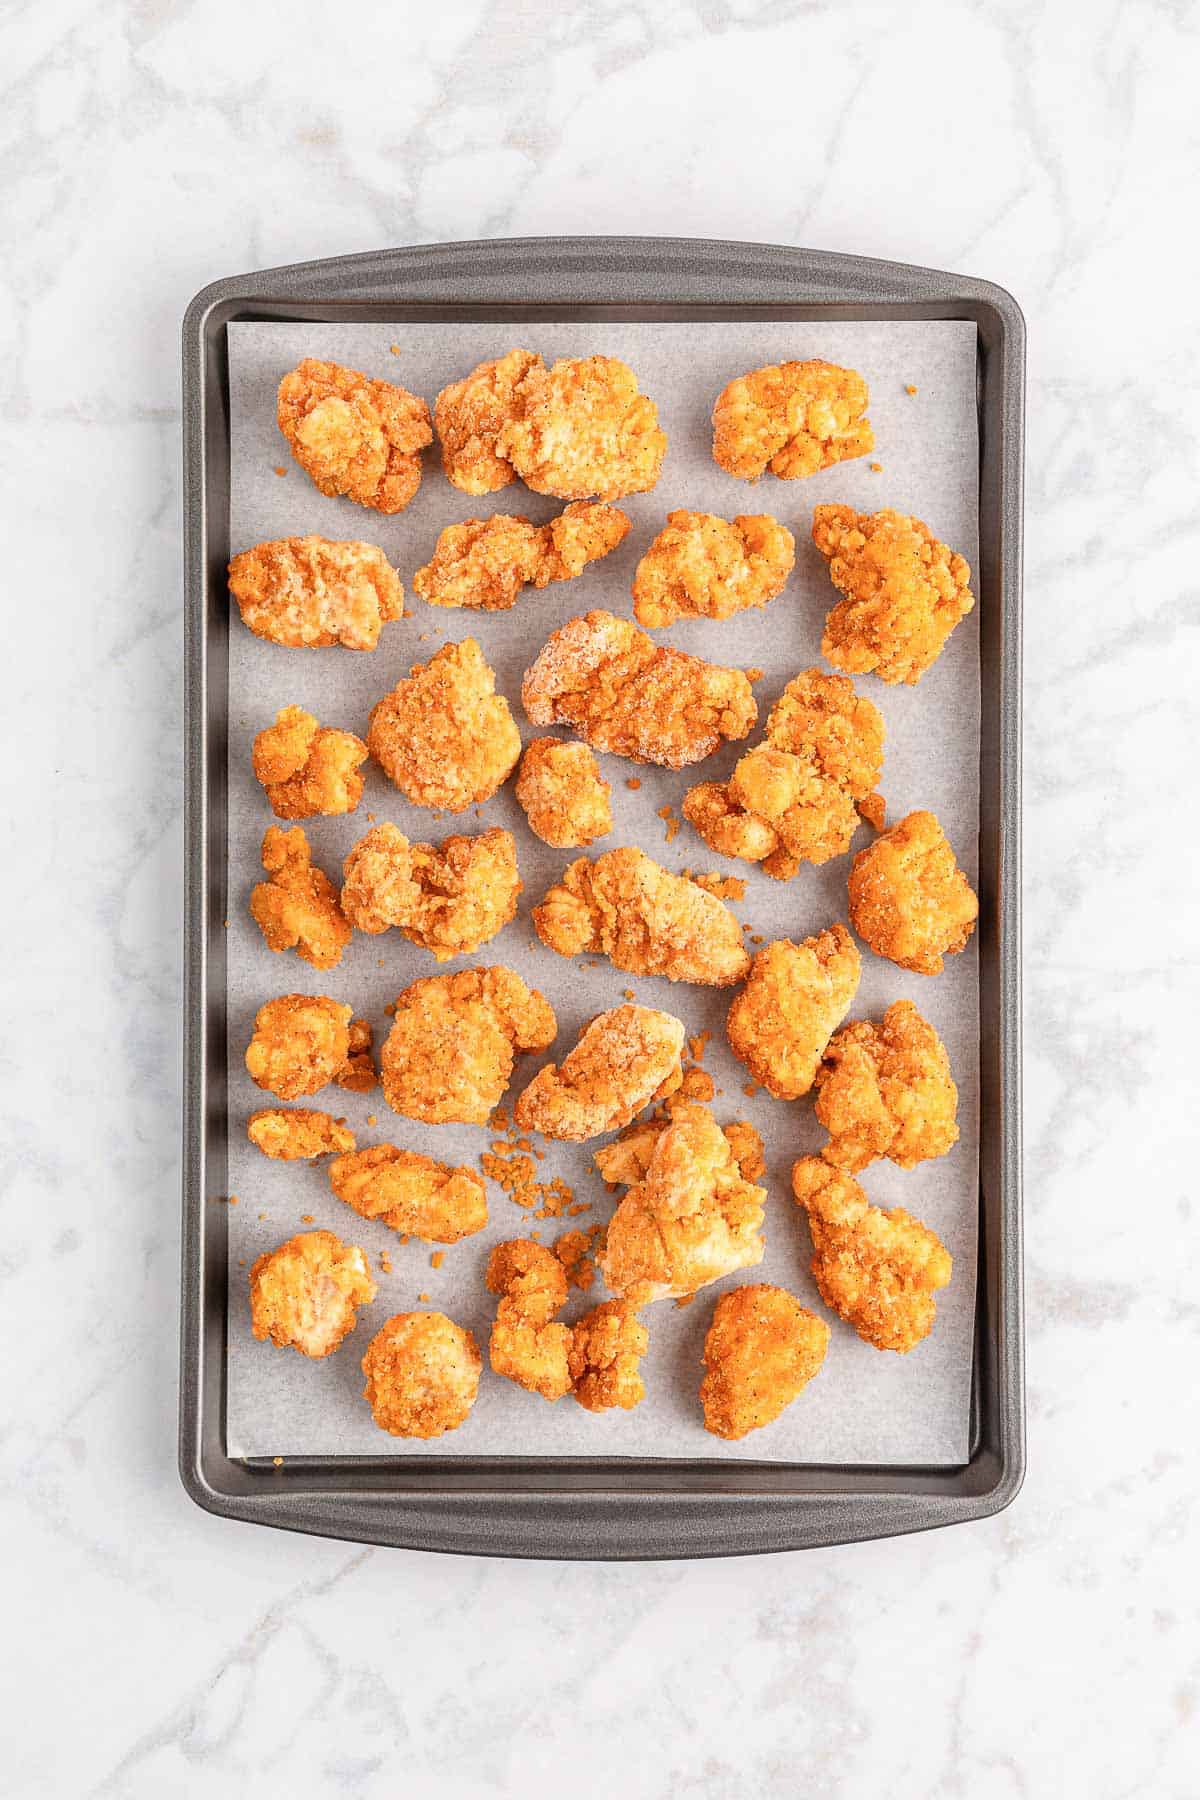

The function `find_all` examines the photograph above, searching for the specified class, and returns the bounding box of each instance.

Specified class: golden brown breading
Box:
[250,1230,376,1358]
[228,537,404,650]
[632,511,795,628]
[568,1301,648,1412]
[522,610,757,769]
[514,738,613,849]
[367,638,521,812]
[486,1239,574,1401]
[791,1157,952,1352]
[249,826,351,971]
[277,357,432,513]
[682,668,884,878]
[247,1107,356,1161]
[361,1312,481,1437]
[533,847,750,987]
[434,349,542,495]
[813,504,975,685]
[336,1017,377,1093]
[700,1285,830,1440]
[726,926,861,1100]
[245,995,352,1101]
[513,1004,685,1142]
[340,824,521,960]
[328,1143,488,1242]
[412,503,630,611]
[495,355,666,500]
[722,1119,766,1183]
[847,810,978,975]
[712,359,873,481]
[252,706,368,819]
[598,1100,767,1304]
[814,1000,959,1172]
[380,966,556,1125]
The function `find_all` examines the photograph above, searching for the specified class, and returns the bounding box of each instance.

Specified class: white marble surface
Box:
[3,1,1197,1794]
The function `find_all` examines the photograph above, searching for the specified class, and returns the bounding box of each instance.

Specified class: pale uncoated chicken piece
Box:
[328,1144,488,1243]
[247,1108,356,1161]
[812,504,975,686]
[631,510,795,628]
[712,359,873,481]
[514,738,613,849]
[513,1004,685,1142]
[726,925,861,1100]
[367,638,521,813]
[228,536,404,650]
[361,1312,482,1438]
[380,967,557,1125]
[700,1285,830,1441]
[412,503,630,611]
[495,355,667,501]
[249,825,351,971]
[340,824,521,961]
[252,706,368,819]
[814,1000,959,1172]
[244,995,352,1101]
[847,809,978,975]
[249,1230,376,1359]
[277,357,432,513]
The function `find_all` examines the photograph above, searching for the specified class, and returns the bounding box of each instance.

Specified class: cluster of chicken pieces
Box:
[239,345,976,1445]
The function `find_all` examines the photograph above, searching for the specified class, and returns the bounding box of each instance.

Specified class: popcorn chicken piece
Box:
[434,348,542,495]
[847,810,978,975]
[252,706,368,819]
[228,536,403,650]
[813,504,975,685]
[329,1143,488,1242]
[700,1285,830,1440]
[514,738,613,849]
[495,355,666,500]
[361,1312,482,1437]
[412,503,630,611]
[594,1111,756,1188]
[336,1017,377,1093]
[247,1108,356,1161]
[367,638,521,813]
[486,1239,574,1401]
[380,966,556,1125]
[514,1004,684,1142]
[533,847,750,987]
[250,1230,376,1359]
[522,610,757,769]
[245,995,352,1101]
[632,511,795,628]
[568,1301,648,1412]
[791,1157,952,1352]
[277,357,432,513]
[341,824,521,960]
[249,825,351,971]
[726,926,861,1100]
[815,1000,959,1172]
[712,359,873,480]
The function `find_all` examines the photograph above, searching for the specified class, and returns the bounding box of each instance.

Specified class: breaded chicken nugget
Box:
[486,1239,574,1401]
[341,824,521,960]
[247,1107,356,1161]
[434,348,542,494]
[700,1285,830,1440]
[848,810,978,975]
[252,706,368,819]
[712,359,873,481]
[495,355,666,500]
[380,966,556,1125]
[336,1017,377,1093]
[229,536,403,650]
[568,1301,648,1412]
[726,926,861,1100]
[277,357,432,513]
[514,738,613,849]
[533,847,750,987]
[250,1230,376,1358]
[367,638,521,813]
[245,995,352,1101]
[522,610,757,769]
[250,825,351,971]
[361,1312,481,1437]
[791,1157,952,1352]
[815,1000,959,1172]
[813,504,975,685]
[329,1143,488,1243]
[595,1112,760,1187]
[632,511,795,628]
[412,503,630,612]
[514,1004,684,1142]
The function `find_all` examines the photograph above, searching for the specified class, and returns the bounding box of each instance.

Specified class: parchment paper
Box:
[224,320,980,1464]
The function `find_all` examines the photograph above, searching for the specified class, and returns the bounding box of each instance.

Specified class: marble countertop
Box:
[5,1,1197,1794]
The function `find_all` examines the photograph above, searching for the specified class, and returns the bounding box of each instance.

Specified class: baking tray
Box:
[181,236,1024,1559]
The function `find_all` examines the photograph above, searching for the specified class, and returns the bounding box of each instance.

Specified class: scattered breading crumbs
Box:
[481,1107,583,1219]
[390,344,401,355]
[689,873,747,902]
[857,792,887,831]
[750,934,764,945]
[367,1114,377,1127]
[418,1292,430,1303]
[905,384,918,395]
[379,1252,393,1273]
[688,1031,712,1064]
[869,462,883,472]
[553,1223,606,1291]
[431,1251,445,1269]
[626,777,642,790]
[746,667,764,682]
[272,467,287,478]
[678,1067,715,1102]
[300,1213,314,1224]
[657,802,681,842]
[743,1083,759,1097]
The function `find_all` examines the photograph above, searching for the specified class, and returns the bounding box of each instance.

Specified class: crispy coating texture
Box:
[486,1240,574,1401]
[245,994,352,1101]
[533,847,750,987]
[791,1158,952,1352]
[434,349,542,494]
[815,1000,959,1172]
[341,823,521,960]
[329,1143,488,1242]
[252,706,368,819]
[522,610,757,769]
[277,357,432,513]
[250,1230,376,1358]
[813,504,975,685]
[632,511,795,628]
[367,638,521,813]
[361,1312,481,1437]
[380,966,557,1125]
[595,1113,757,1188]
[848,810,978,975]
[228,536,403,650]
[722,1119,766,1183]
[250,826,351,971]
[712,358,873,481]
[494,355,667,500]
[598,1101,767,1304]
[247,1107,356,1161]
[683,668,884,878]
[568,1301,648,1412]
[700,1285,830,1440]
[515,738,612,849]
[336,1017,377,1093]
[412,503,630,611]
[726,926,861,1100]
[514,1004,685,1142]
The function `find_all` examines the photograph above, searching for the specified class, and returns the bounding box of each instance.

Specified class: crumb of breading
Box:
[515,738,613,849]
[367,638,520,812]
[727,926,861,1100]
[813,504,975,685]
[250,825,351,970]
[481,1107,579,1219]
[380,967,556,1125]
[678,1067,715,1103]
[712,360,873,481]
[847,810,978,975]
[486,1239,574,1400]
[814,1000,959,1172]
[495,355,667,500]
[277,357,432,513]
[857,791,886,832]
[568,1301,648,1411]
[625,777,641,791]
[250,1229,376,1358]
[229,536,404,650]
[434,349,542,494]
[700,1284,829,1439]
[245,995,352,1101]
[361,1312,481,1436]
[553,1224,605,1292]
[247,1107,356,1161]
[431,1251,445,1269]
[514,1004,684,1142]
[688,873,747,902]
[329,1143,488,1242]
[413,503,630,611]
[657,803,681,843]
[722,1119,765,1182]
[273,466,287,477]
[905,384,918,395]
[341,823,521,960]
[335,1018,377,1093]
[252,706,368,819]
[632,511,795,628]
